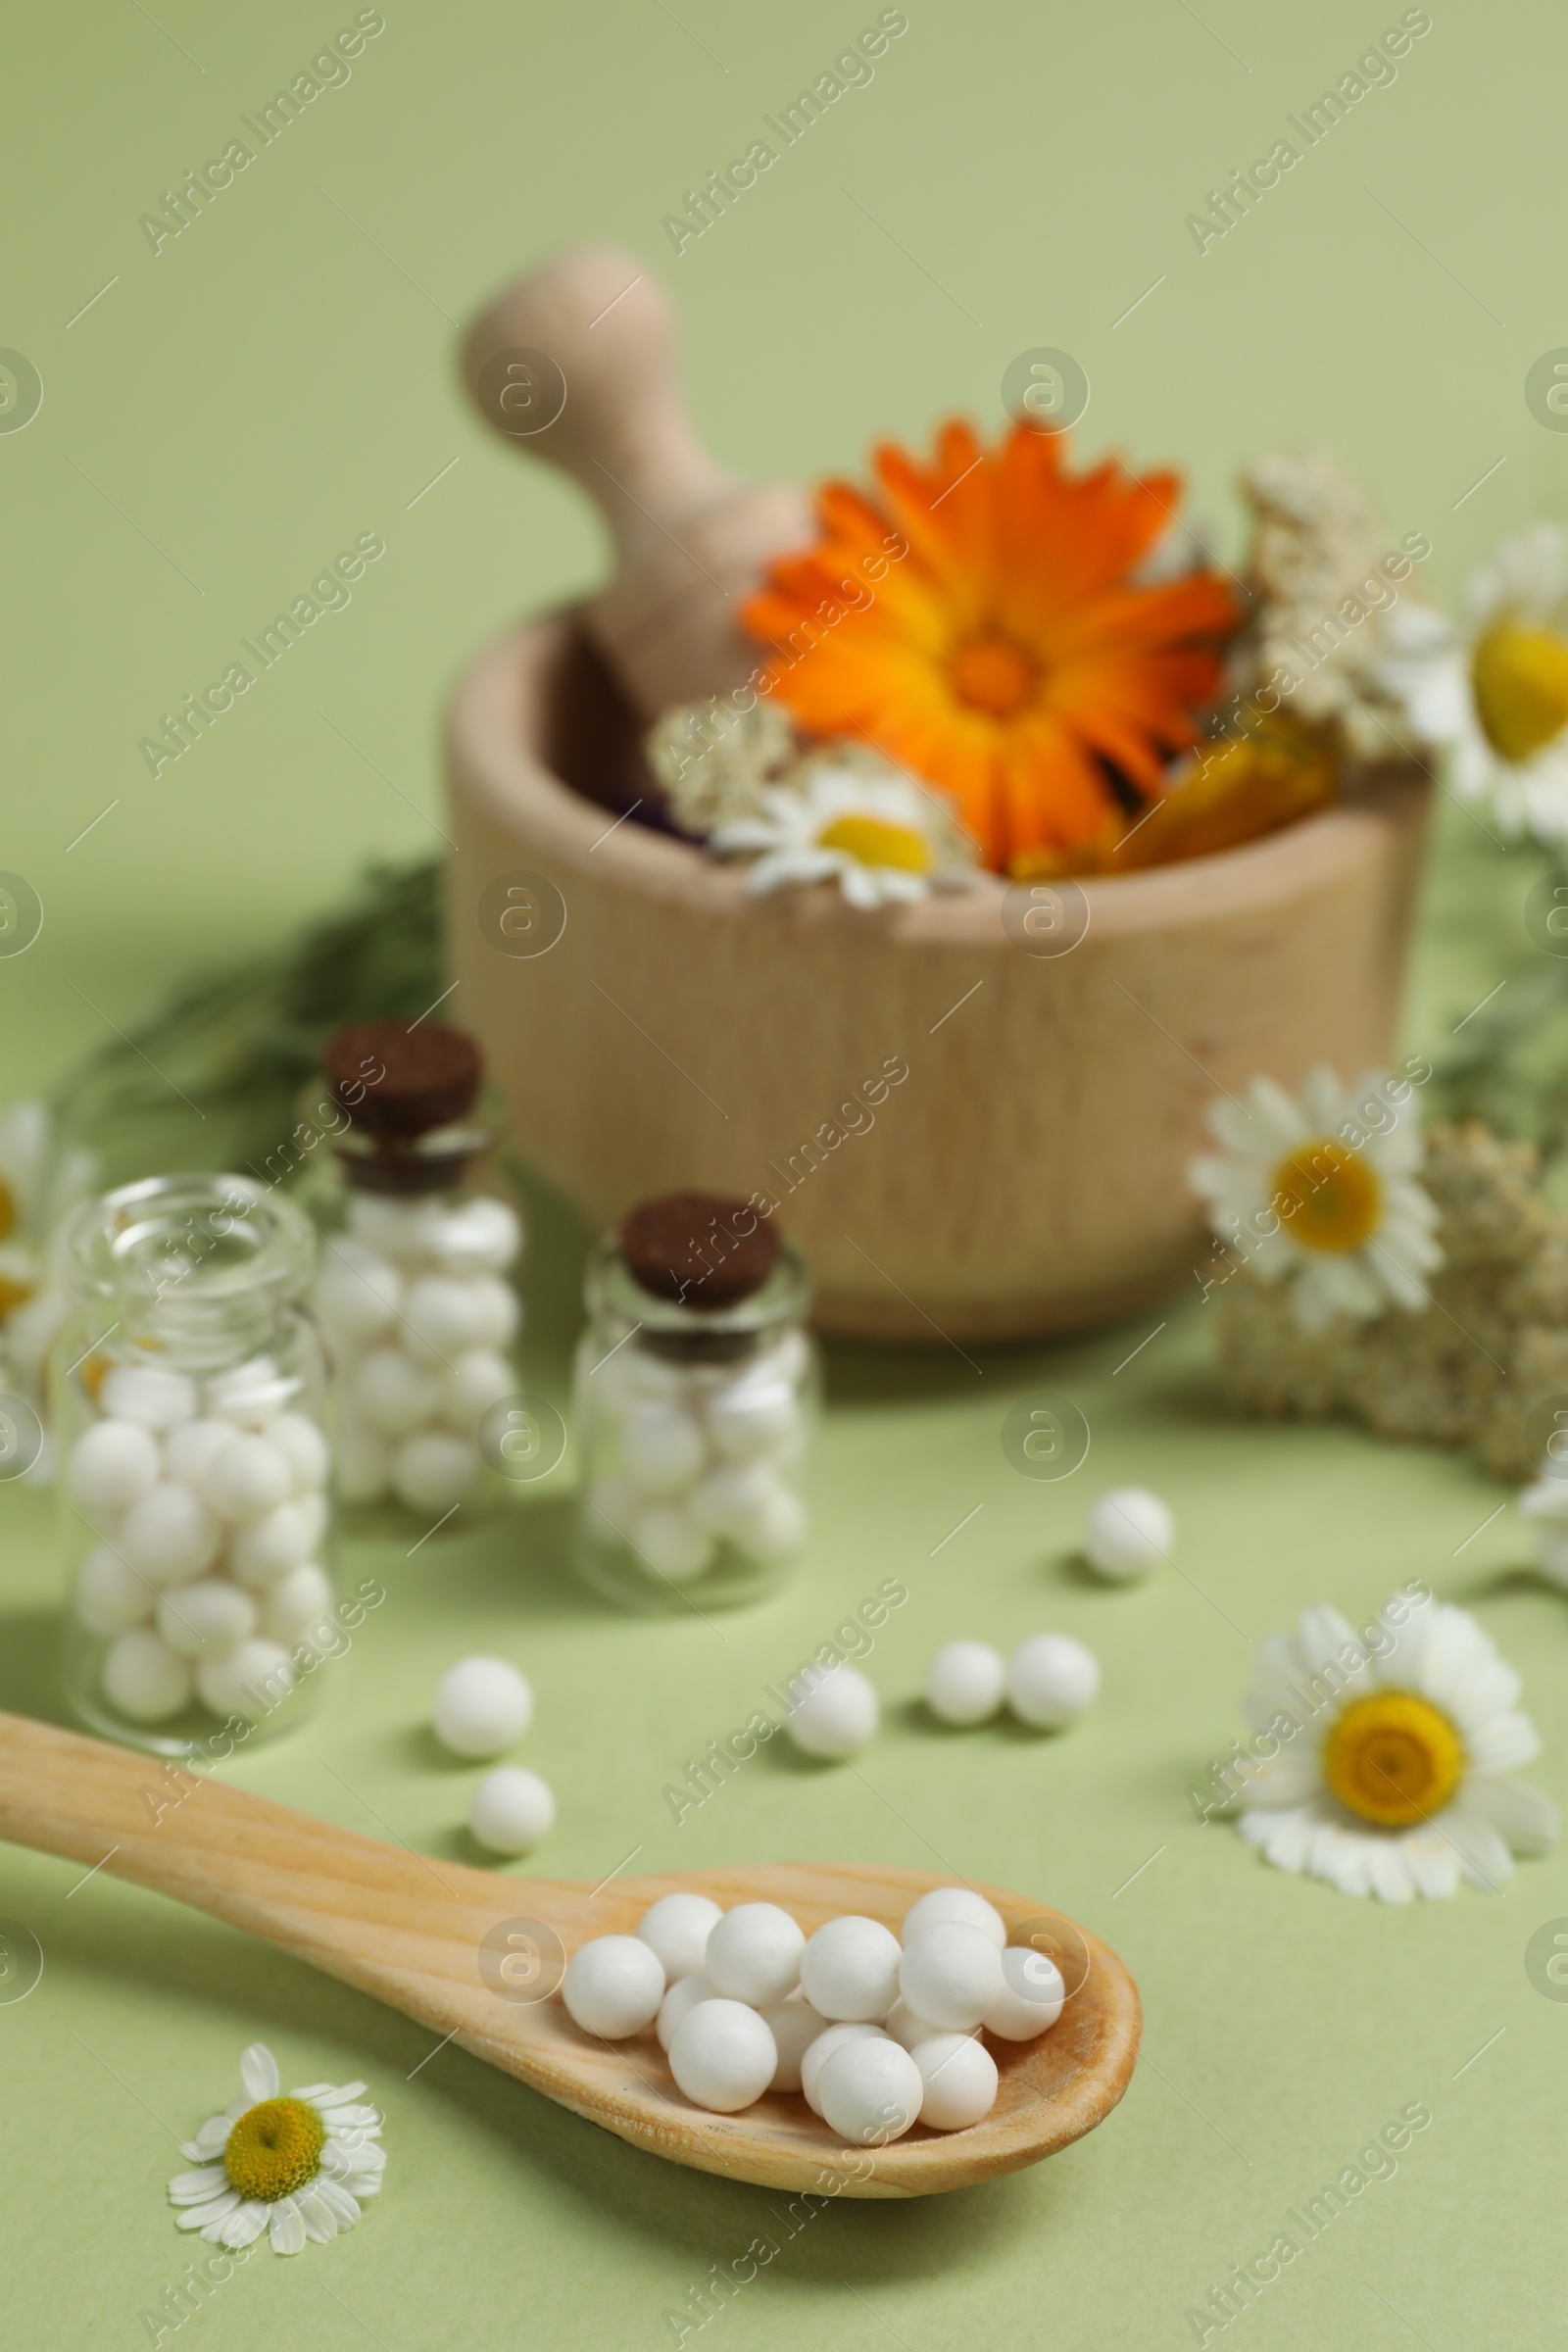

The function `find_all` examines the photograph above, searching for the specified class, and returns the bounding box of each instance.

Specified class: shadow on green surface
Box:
[0,1603,74,1732]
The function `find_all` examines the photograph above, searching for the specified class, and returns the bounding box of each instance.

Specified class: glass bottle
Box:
[307,1019,523,1537]
[573,1193,816,1611]
[55,1173,334,1757]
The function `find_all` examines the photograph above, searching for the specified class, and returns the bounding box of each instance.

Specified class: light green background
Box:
[5,2,1568,2346]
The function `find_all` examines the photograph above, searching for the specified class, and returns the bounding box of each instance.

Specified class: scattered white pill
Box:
[269,1411,330,1494]
[800,1915,903,2023]
[705,1902,804,2006]
[195,1638,296,1722]
[630,1504,715,1583]
[668,1998,778,2113]
[925,1640,1006,1727]
[425,1196,520,1278]
[1084,1485,1172,1580]
[785,1664,878,1760]
[69,1419,159,1517]
[706,1380,799,1462]
[258,1560,333,1645]
[899,1924,1004,2032]
[99,1363,195,1431]
[468,1767,556,1855]
[74,1544,154,1637]
[228,1501,315,1588]
[393,1430,482,1514]
[352,1348,443,1437]
[164,1417,239,1489]
[620,1401,706,1496]
[442,1348,515,1431]
[200,1434,292,1523]
[901,1886,1007,1950]
[432,1656,533,1758]
[563,1936,665,2038]
[984,1944,1066,2040]
[912,2033,999,2131]
[336,1420,391,1503]
[816,2034,923,2145]
[636,1892,722,1982]
[657,1972,718,2053]
[801,2022,887,2115]
[315,1248,403,1348]
[119,1483,222,1586]
[1006,1633,1101,1729]
[102,1627,193,1722]
[157,1577,258,1659]
[760,1995,828,2093]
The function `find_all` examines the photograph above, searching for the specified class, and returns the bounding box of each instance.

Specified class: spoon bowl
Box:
[0,1710,1140,2196]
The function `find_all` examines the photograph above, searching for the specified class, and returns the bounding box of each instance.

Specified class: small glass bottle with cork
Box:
[309,1018,523,1535]
[573,1191,816,1611]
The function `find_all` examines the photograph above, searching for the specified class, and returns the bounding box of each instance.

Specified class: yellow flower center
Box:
[1470,620,1568,763]
[1323,1690,1465,1827]
[949,634,1039,720]
[0,1271,34,1322]
[816,814,934,873]
[222,2096,325,2203]
[0,1177,16,1244]
[1270,1138,1382,1253]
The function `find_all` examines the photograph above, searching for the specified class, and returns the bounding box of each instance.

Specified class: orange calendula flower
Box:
[742,420,1238,873]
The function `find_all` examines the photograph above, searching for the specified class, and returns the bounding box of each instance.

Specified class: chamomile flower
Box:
[0,1100,97,1452]
[1188,1065,1441,1332]
[1379,522,1568,844]
[1229,1592,1556,1901]
[167,2044,385,2255]
[709,753,978,908]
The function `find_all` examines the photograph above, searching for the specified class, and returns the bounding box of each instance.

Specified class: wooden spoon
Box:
[0,1710,1140,2198]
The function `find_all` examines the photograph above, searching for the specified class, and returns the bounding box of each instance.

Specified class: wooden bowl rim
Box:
[448,612,1432,946]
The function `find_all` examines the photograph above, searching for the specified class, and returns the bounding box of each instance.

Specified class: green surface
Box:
[6,2,1568,2346]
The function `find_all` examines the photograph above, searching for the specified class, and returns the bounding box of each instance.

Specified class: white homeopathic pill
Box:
[785,1664,879,1760]
[352,1348,443,1437]
[899,1923,1004,2032]
[901,1886,1007,1950]
[760,1995,827,2093]
[195,1638,295,1722]
[925,1640,1006,1727]
[163,1417,237,1489]
[228,1500,315,1588]
[431,1656,533,1758]
[636,1892,722,1983]
[984,1944,1066,2040]
[258,1560,333,1645]
[99,1362,195,1431]
[157,1578,258,1659]
[657,1972,718,2053]
[705,1379,799,1462]
[69,1418,160,1517]
[315,1249,402,1350]
[393,1431,481,1514]
[800,2022,887,2115]
[705,1901,805,2006]
[118,1482,222,1586]
[102,1627,194,1722]
[1006,1633,1101,1729]
[815,2035,923,2145]
[199,1434,293,1523]
[1084,1485,1172,1580]
[800,1916,903,2023]
[619,1401,706,1496]
[882,1999,947,2052]
[74,1544,154,1637]
[425,1196,520,1278]
[629,1504,715,1583]
[442,1348,514,1430]
[468,1767,556,1856]
[269,1411,330,1494]
[402,1275,489,1362]
[668,1999,778,2113]
[466,1275,519,1350]
[563,1936,665,2039]
[912,2033,999,2131]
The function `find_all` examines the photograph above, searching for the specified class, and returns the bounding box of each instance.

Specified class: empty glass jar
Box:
[55,1173,334,1756]
[573,1193,816,1611]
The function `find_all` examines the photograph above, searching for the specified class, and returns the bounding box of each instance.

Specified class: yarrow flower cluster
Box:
[167,2044,384,2255]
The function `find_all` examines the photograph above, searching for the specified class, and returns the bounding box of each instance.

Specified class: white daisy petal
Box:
[269,2200,308,2257]
[177,2191,241,2230]
[295,2188,340,2243]
[1464,1775,1560,1855]
[239,2045,280,2103]
[315,2180,364,2228]
[220,2200,270,2250]
[168,2166,228,2203]
[1437,1805,1513,1891]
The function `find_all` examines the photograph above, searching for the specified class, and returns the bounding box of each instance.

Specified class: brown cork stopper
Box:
[323,1019,483,1140]
[619,1192,779,1308]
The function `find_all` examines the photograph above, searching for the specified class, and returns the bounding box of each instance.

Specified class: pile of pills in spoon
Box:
[561,1886,1063,2139]
[68,1356,330,1724]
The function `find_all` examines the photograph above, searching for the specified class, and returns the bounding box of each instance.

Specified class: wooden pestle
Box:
[460,244,813,720]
